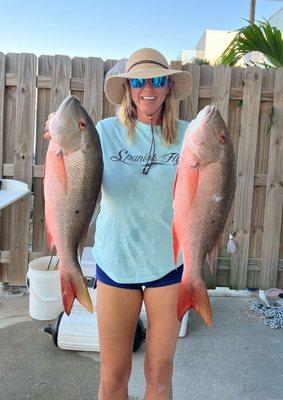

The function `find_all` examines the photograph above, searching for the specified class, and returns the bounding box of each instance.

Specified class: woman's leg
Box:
[143,283,181,400]
[96,281,143,400]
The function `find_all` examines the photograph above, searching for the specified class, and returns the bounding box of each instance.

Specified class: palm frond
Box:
[218,20,283,68]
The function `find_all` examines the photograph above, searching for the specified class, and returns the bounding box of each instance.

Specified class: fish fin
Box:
[77,243,84,263]
[186,161,200,208]
[173,160,200,209]
[54,151,67,191]
[172,220,181,267]
[45,140,67,190]
[177,275,212,327]
[44,217,56,254]
[60,264,93,315]
[206,235,222,274]
[77,225,89,262]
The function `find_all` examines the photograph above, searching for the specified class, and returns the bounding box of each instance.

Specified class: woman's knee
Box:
[144,357,173,387]
[100,364,131,394]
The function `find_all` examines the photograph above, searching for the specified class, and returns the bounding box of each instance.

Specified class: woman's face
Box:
[129,78,170,124]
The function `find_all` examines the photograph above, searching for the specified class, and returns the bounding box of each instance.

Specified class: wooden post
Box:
[32,55,53,254]
[0,54,20,282]
[0,53,5,281]
[260,67,283,289]
[230,67,263,289]
[9,53,37,285]
[180,63,200,121]
[0,53,5,178]
[170,61,183,118]
[212,64,231,124]
[84,57,104,124]
[84,57,104,247]
[249,0,256,23]
[103,60,118,118]
[248,68,275,288]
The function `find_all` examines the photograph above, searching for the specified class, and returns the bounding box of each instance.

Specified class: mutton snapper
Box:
[43,96,103,315]
[172,105,236,326]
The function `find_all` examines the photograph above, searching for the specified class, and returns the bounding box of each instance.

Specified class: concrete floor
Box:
[0,288,282,400]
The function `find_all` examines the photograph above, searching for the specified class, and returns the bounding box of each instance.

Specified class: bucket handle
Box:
[26,272,62,303]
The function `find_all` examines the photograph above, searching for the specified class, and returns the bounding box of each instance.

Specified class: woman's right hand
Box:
[44,112,55,140]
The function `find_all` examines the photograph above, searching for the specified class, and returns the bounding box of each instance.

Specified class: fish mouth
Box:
[202,105,218,122]
[57,95,82,114]
[187,105,219,160]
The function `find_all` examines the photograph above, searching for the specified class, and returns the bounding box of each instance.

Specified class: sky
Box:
[0,0,282,61]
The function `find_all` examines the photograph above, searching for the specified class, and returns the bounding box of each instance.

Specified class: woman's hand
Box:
[44,112,55,140]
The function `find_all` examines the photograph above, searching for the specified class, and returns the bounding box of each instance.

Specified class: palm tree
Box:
[249,0,256,23]
[218,20,283,68]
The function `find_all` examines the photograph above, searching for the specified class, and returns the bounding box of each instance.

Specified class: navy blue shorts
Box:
[96,264,184,290]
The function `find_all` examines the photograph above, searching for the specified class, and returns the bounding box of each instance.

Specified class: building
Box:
[181,29,237,65]
[269,6,283,31]
[181,7,283,66]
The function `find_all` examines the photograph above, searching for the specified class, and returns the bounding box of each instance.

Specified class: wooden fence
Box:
[0,52,282,289]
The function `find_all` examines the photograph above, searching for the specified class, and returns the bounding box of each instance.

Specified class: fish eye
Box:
[219,134,226,144]
[79,121,87,130]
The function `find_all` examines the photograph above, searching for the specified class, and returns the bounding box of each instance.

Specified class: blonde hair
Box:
[118,81,178,145]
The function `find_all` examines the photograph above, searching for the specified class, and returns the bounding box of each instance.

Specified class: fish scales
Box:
[44,95,103,315]
[172,105,236,326]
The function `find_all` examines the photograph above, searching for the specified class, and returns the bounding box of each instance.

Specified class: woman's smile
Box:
[131,80,169,124]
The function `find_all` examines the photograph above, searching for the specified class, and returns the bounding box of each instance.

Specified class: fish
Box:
[172,105,236,326]
[43,95,103,315]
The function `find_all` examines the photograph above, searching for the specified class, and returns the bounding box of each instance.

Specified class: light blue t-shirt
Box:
[92,116,189,283]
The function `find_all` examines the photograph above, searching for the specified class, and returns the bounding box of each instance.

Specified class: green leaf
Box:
[218,20,283,68]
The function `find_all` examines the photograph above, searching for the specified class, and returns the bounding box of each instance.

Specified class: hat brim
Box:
[104,68,192,105]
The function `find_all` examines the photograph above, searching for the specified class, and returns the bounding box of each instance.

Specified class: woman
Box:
[94,48,192,400]
[45,47,192,400]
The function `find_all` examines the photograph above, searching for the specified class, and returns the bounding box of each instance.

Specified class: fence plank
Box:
[0,54,20,282]
[84,57,104,124]
[103,60,117,118]
[247,69,275,288]
[32,55,53,253]
[198,65,213,113]
[9,53,37,285]
[0,53,5,177]
[217,67,244,287]
[71,57,85,104]
[50,55,71,112]
[180,63,200,121]
[0,53,5,281]
[260,67,283,289]
[212,64,231,124]
[170,61,183,118]
[230,67,263,289]
[83,57,104,247]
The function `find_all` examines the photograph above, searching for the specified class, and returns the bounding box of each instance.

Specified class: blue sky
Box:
[0,0,281,61]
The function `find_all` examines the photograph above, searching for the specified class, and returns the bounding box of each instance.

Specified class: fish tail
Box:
[60,264,93,315]
[177,276,212,327]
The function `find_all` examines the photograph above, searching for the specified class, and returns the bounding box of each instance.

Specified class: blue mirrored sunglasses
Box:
[129,76,168,89]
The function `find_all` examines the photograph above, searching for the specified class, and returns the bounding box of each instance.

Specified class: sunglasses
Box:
[128,76,168,89]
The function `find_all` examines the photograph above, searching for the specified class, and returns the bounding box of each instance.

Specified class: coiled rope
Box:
[249,301,283,329]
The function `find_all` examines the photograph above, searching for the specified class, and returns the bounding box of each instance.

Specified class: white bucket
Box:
[26,256,64,320]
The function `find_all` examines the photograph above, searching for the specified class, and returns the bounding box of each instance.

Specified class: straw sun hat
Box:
[104,48,193,105]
